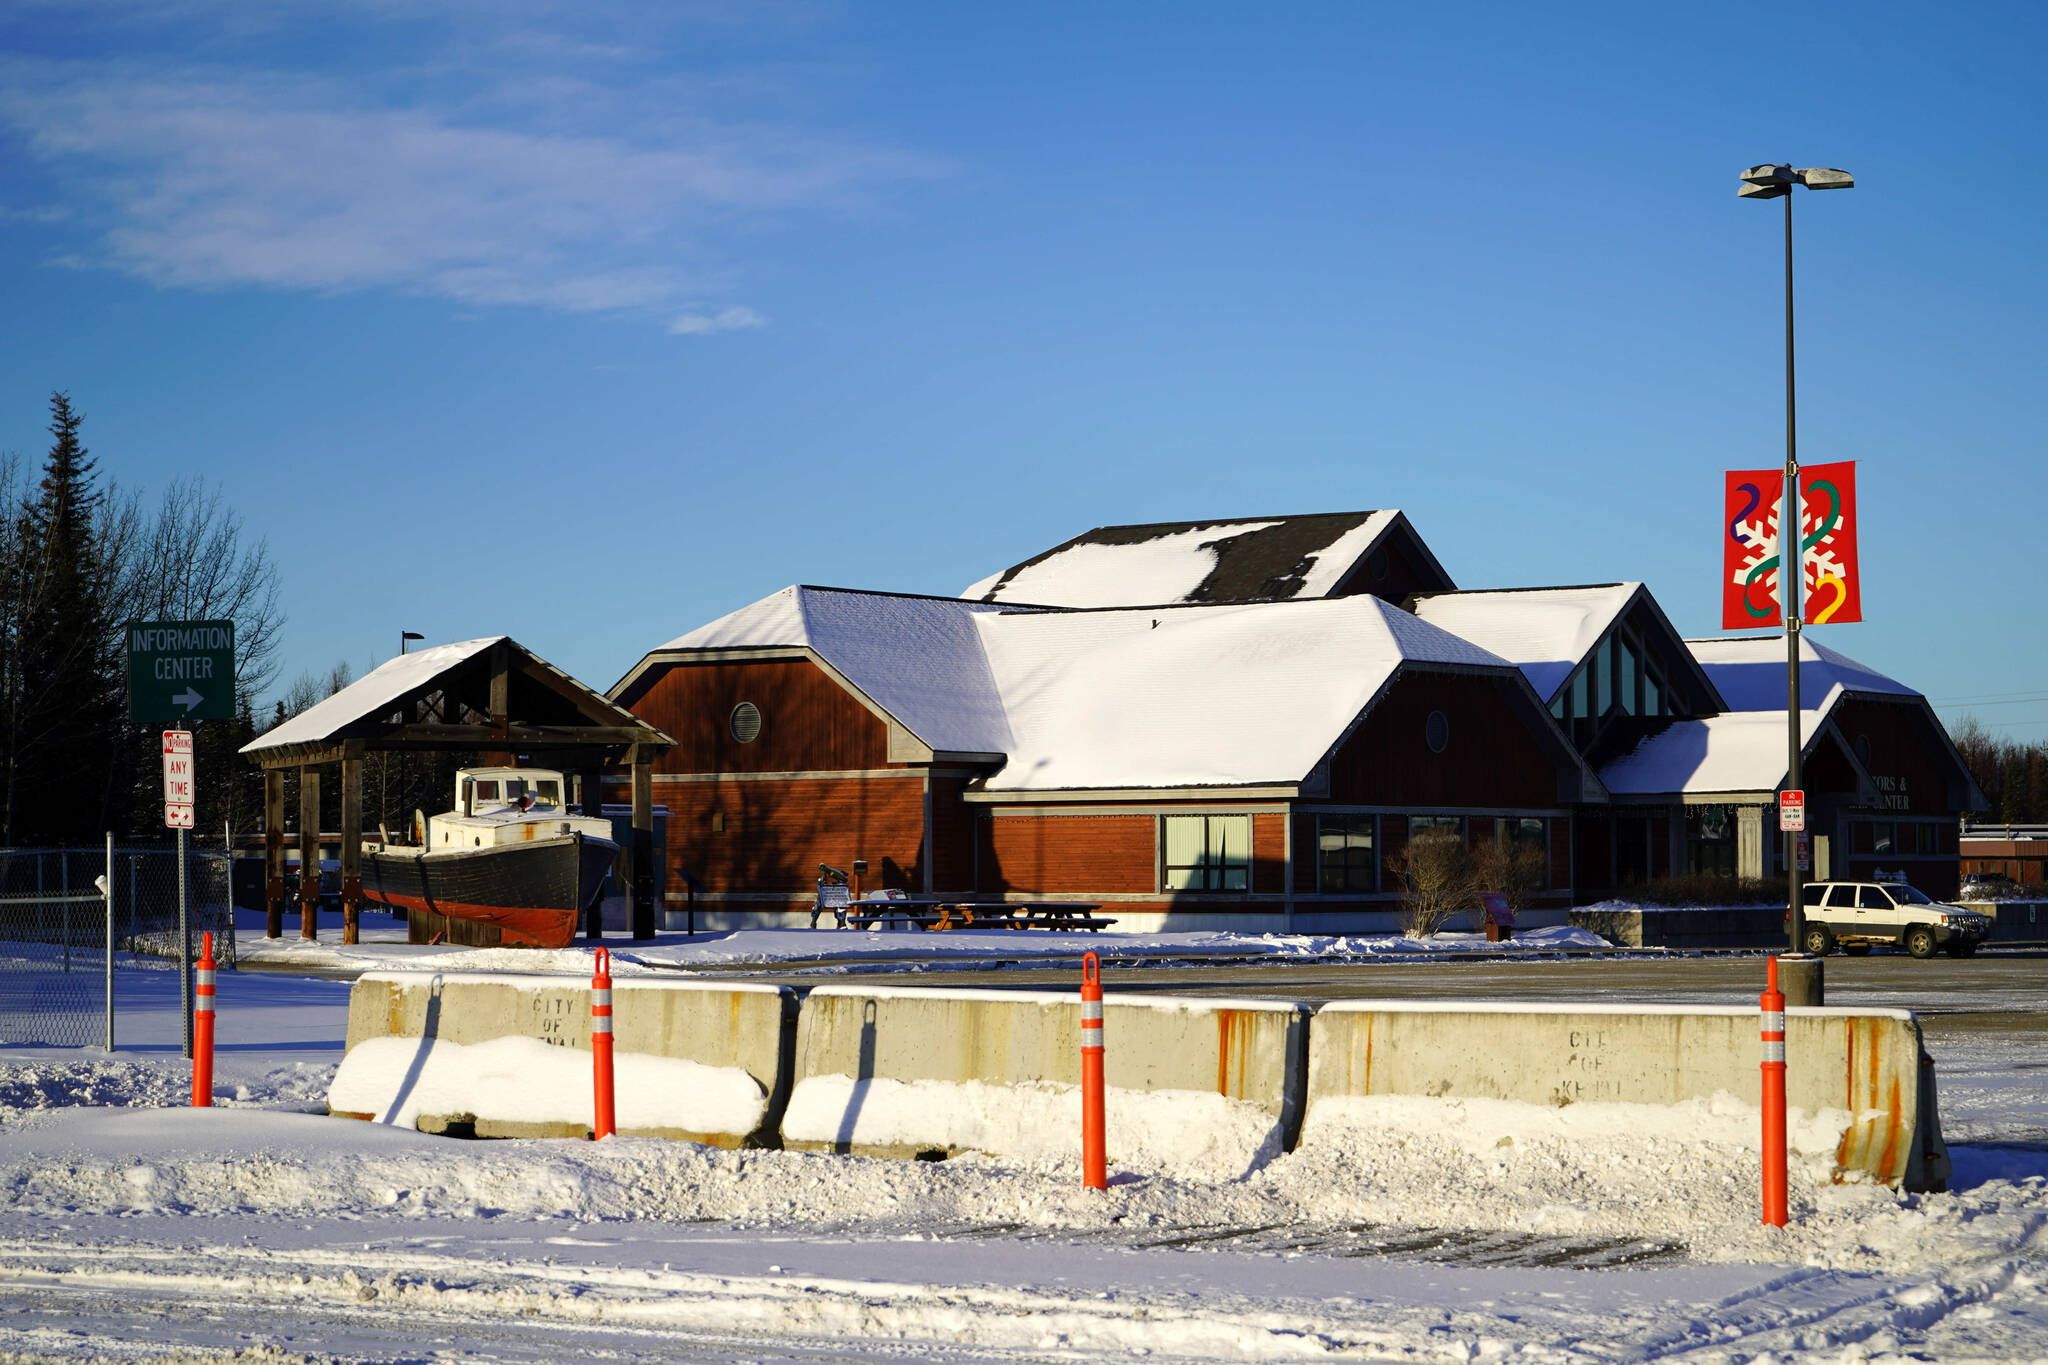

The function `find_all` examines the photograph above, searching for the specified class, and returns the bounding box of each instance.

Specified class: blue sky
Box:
[1,2,2042,740]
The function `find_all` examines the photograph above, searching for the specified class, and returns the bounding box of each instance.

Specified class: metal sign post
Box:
[165,730,195,1057]
[127,620,235,724]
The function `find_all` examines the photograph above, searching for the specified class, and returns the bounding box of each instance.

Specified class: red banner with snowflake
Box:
[1722,461,1861,629]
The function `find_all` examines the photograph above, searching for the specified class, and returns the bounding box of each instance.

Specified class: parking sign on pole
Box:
[163,730,195,829]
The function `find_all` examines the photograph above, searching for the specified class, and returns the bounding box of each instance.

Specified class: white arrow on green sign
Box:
[127,620,235,723]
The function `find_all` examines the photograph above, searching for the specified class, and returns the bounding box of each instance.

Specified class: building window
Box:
[729,702,763,744]
[1686,804,1737,878]
[1494,816,1549,890]
[1317,815,1376,893]
[1425,710,1450,754]
[1409,814,1464,839]
[1163,815,1250,892]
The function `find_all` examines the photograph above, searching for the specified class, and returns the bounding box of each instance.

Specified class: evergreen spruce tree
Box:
[4,394,124,843]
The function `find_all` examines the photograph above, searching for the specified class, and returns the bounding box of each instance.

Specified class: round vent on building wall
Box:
[1425,710,1450,754]
[729,702,763,744]
[1854,733,1872,766]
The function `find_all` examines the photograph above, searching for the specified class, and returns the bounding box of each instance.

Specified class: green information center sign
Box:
[127,619,235,723]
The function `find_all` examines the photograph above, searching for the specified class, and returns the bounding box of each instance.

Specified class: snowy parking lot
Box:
[3,933,2047,1362]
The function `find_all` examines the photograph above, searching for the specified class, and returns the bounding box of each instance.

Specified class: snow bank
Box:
[782,1077,1282,1180]
[329,1035,766,1136]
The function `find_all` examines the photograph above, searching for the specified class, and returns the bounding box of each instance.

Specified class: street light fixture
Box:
[1739,162,1853,969]
[400,631,425,656]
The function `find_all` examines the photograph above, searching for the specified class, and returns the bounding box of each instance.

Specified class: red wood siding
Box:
[977,814,1156,897]
[1253,813,1286,894]
[626,659,892,776]
[1327,672,1557,807]
[928,773,975,895]
[660,775,926,895]
[1834,700,1954,816]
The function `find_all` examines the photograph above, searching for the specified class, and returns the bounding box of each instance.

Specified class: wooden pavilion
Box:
[239,637,675,943]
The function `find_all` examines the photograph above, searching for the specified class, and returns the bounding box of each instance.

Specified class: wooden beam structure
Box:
[263,769,284,939]
[240,635,676,947]
[298,765,319,941]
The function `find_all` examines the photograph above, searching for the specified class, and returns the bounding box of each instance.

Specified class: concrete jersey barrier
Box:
[329,970,797,1145]
[784,985,1309,1178]
[1305,1000,1950,1191]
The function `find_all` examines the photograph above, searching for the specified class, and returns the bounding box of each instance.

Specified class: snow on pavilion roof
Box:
[1408,584,1640,702]
[640,585,1514,790]
[962,510,1443,608]
[242,637,505,754]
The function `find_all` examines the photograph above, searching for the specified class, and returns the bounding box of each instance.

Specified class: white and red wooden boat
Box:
[362,767,617,949]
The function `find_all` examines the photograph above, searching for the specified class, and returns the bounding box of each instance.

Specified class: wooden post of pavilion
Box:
[339,744,363,945]
[631,747,655,940]
[263,769,285,939]
[298,764,320,939]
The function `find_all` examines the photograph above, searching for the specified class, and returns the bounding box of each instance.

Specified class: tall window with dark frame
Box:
[1316,814,1376,893]
[1685,804,1737,877]
[1162,815,1251,892]
[1494,816,1549,890]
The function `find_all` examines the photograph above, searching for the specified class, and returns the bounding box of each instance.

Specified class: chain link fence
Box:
[0,844,234,1048]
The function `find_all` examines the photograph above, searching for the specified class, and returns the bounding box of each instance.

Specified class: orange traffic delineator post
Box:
[192,931,216,1108]
[591,947,616,1140]
[1080,950,1106,1190]
[1761,956,1788,1226]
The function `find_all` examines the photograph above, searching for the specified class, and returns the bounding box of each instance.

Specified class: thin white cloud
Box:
[0,27,938,321]
[669,305,767,336]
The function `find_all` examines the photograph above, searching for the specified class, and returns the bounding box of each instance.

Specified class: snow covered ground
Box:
[4,943,2047,1362]
[233,911,1615,980]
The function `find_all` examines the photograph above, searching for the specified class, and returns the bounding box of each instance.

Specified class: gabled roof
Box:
[244,636,672,766]
[626,586,1024,757]
[1687,635,1919,711]
[962,510,1453,608]
[974,594,1507,791]
[1410,583,1725,710]
[1599,708,1836,797]
[616,585,1534,791]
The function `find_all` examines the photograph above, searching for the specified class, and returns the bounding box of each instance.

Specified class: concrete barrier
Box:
[1305,1001,1950,1191]
[329,970,797,1146]
[782,985,1309,1178]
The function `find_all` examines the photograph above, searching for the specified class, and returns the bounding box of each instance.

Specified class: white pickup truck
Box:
[1796,880,1991,958]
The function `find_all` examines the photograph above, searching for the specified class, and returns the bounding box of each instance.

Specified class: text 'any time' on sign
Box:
[127,619,235,724]
[163,729,194,830]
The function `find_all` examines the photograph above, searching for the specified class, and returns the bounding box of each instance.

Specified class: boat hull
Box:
[364,834,618,949]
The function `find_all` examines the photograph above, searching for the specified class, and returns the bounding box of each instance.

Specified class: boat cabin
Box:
[422,766,616,850]
[458,766,572,816]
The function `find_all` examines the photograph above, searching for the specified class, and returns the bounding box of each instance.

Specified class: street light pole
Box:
[1740,162,1852,975]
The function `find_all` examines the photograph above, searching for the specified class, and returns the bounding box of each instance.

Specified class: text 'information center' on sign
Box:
[126,620,235,724]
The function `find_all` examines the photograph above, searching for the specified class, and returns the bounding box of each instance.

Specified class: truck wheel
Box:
[1802,925,1834,956]
[1905,927,1938,959]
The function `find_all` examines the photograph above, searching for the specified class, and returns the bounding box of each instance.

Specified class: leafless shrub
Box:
[1472,835,1546,914]
[1388,828,1475,937]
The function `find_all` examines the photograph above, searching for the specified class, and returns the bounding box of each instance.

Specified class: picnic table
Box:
[828,899,1116,933]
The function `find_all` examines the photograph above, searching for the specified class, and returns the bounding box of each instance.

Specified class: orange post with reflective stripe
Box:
[1080,951,1105,1190]
[591,947,616,1140]
[192,931,216,1108]
[1761,956,1788,1226]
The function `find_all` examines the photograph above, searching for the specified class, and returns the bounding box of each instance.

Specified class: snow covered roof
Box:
[974,594,1509,791]
[625,585,1532,790]
[244,636,670,759]
[1598,709,1828,796]
[963,511,1451,608]
[244,638,503,754]
[1687,636,1919,712]
[1408,584,1640,701]
[643,587,1022,756]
